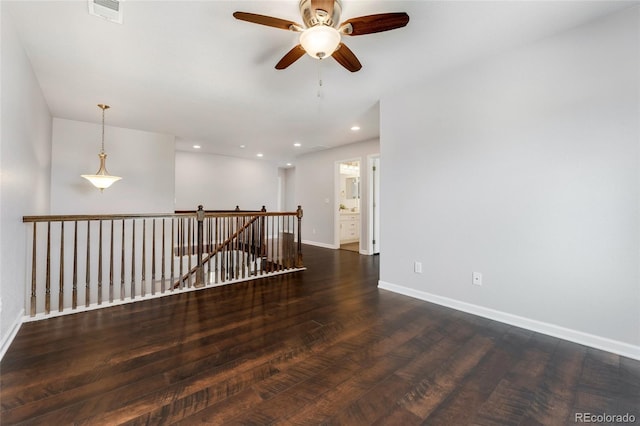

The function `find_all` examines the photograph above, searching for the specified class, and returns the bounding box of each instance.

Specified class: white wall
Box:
[175,151,279,211]
[277,167,287,211]
[51,118,175,214]
[293,139,379,249]
[0,9,52,357]
[380,7,640,357]
[284,167,296,212]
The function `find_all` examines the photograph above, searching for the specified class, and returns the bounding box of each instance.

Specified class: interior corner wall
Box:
[1,7,52,357]
[174,151,279,211]
[380,7,640,354]
[293,139,379,248]
[51,118,175,215]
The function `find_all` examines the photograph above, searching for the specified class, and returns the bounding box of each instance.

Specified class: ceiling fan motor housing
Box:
[299,0,342,28]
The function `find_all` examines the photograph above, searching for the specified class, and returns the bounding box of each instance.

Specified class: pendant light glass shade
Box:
[81,104,122,191]
[81,152,122,190]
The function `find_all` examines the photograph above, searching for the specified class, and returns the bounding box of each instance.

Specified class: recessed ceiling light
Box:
[286,163,292,166]
[351,125,360,131]
[193,145,201,149]
[256,153,263,157]
[293,142,302,147]
[240,145,246,149]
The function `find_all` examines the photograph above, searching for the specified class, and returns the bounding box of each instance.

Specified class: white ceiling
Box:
[4,0,635,167]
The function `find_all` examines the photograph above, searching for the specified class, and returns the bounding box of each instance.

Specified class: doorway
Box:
[336,160,361,252]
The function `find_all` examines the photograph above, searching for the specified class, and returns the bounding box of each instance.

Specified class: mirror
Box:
[346,177,360,199]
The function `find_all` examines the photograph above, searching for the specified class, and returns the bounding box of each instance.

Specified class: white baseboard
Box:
[378,280,640,361]
[0,309,24,361]
[302,240,339,250]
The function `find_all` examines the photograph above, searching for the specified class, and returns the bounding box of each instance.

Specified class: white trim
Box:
[0,309,24,361]
[302,239,339,250]
[378,280,640,361]
[366,153,380,255]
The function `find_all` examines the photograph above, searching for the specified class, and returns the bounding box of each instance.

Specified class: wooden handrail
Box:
[24,213,191,222]
[23,210,296,223]
[174,205,263,214]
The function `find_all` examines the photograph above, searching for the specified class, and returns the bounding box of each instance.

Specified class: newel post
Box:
[260,206,267,259]
[195,205,205,287]
[296,205,303,268]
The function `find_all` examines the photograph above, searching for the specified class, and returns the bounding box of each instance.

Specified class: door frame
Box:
[334,157,362,250]
[367,154,380,255]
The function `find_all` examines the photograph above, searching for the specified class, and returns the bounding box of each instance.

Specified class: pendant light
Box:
[81,104,122,191]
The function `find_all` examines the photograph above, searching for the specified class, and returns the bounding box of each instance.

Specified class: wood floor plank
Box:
[225,307,443,424]
[1,314,319,423]
[36,320,323,425]
[471,333,559,426]
[399,334,495,420]
[79,286,418,425]
[414,328,524,425]
[277,318,475,425]
[1,245,638,425]
[330,373,417,425]
[519,339,587,425]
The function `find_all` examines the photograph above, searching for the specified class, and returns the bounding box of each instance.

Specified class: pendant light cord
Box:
[101,107,105,154]
[97,104,110,154]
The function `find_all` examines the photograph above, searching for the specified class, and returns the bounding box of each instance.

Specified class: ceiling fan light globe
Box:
[299,25,341,59]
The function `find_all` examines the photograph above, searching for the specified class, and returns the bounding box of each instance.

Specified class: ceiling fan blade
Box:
[275,45,306,70]
[332,43,362,72]
[233,12,302,31]
[340,12,409,36]
[311,0,334,18]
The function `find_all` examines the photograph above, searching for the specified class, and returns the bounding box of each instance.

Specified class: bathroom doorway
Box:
[337,160,360,252]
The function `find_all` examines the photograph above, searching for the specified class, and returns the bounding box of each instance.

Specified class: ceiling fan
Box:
[233,0,409,72]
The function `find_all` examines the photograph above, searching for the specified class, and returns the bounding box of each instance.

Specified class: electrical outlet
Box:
[414,261,422,274]
[472,272,482,286]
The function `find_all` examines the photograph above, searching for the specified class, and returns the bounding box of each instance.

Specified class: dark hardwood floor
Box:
[1,245,639,425]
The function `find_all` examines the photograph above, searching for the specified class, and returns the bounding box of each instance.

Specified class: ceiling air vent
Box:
[88,0,123,24]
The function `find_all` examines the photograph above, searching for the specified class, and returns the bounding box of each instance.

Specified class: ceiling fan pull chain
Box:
[317,58,324,98]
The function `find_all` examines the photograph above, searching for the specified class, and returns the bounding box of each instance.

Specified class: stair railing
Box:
[22,206,303,319]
